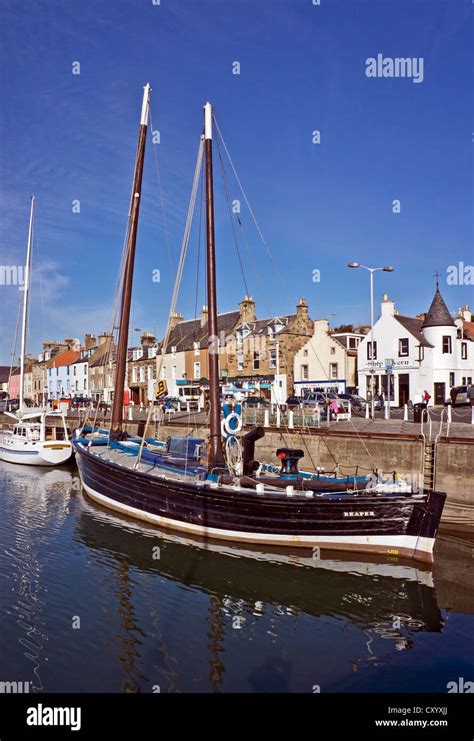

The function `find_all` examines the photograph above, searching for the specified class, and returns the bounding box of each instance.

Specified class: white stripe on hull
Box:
[80,480,435,563]
[0,449,51,466]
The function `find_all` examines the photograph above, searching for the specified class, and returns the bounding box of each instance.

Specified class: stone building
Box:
[225,297,314,402]
[128,333,159,405]
[88,333,115,403]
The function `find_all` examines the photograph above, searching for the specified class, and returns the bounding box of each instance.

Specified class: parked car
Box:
[301,392,328,408]
[243,396,272,408]
[285,395,302,410]
[71,396,92,408]
[447,386,469,407]
[0,398,20,413]
[338,393,367,412]
[160,396,181,410]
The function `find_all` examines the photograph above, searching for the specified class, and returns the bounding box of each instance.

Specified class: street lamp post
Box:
[348,263,394,420]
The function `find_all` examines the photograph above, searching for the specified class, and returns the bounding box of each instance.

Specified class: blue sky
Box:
[0,0,472,362]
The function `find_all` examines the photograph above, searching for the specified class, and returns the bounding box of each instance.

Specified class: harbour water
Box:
[0,460,472,694]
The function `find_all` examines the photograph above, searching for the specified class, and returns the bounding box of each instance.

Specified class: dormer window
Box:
[193,341,200,356]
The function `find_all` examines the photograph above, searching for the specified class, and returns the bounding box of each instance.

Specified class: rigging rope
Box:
[213,112,379,474]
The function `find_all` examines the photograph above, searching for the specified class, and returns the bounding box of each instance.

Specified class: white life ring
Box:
[221,412,243,437]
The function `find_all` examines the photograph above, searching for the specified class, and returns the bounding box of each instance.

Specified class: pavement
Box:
[65,405,474,439]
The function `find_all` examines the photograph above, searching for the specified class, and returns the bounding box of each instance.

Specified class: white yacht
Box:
[0,197,72,467]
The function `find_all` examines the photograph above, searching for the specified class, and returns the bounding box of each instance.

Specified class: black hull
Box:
[73,441,446,562]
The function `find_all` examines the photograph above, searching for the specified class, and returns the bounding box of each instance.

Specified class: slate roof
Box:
[394,315,434,348]
[164,310,240,352]
[0,365,18,384]
[422,289,455,328]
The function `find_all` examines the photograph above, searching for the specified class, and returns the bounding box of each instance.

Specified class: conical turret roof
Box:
[422,288,455,329]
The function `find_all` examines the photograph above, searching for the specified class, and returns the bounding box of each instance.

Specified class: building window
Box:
[161,366,167,380]
[449,372,455,387]
[461,342,467,360]
[193,341,200,356]
[253,352,260,371]
[367,341,377,360]
[303,348,308,357]
[194,361,200,379]
[237,353,244,371]
[330,347,335,355]
[147,366,152,381]
[84,379,87,390]
[139,367,145,382]
[73,366,76,376]
[132,367,138,383]
[330,363,338,380]
[172,365,176,379]
[301,364,308,380]
[171,346,176,357]
[349,337,357,349]
[269,349,277,369]
[442,336,452,354]
[398,338,409,357]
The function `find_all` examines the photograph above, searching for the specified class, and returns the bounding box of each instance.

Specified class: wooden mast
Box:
[19,196,35,415]
[110,84,150,437]
[204,103,224,469]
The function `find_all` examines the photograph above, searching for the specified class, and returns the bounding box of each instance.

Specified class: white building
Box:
[47,350,81,401]
[293,319,357,395]
[357,289,474,406]
[70,349,94,398]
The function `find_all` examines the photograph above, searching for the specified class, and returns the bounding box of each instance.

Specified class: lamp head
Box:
[383,266,394,273]
[348,262,359,269]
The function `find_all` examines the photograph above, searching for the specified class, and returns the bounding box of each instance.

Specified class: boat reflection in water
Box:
[0,462,76,692]
[76,497,444,692]
[2,460,472,693]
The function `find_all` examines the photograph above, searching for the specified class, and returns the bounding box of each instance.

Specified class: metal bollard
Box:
[128,406,133,420]
[288,410,294,429]
[403,404,408,421]
[384,401,389,420]
[365,403,370,419]
[471,406,474,425]
[276,405,281,428]
[264,410,270,428]
[448,404,452,423]
[348,401,351,419]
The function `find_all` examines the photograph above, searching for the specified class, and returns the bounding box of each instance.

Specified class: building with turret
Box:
[357,285,474,405]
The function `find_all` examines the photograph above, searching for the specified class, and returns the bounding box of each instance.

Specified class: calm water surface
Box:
[0,461,472,693]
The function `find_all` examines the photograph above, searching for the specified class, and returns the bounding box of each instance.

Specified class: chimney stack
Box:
[239,296,256,323]
[140,331,156,347]
[200,306,208,327]
[84,333,96,350]
[296,297,309,318]
[169,312,184,331]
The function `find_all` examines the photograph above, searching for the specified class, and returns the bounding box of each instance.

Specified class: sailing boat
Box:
[0,197,72,466]
[73,85,446,563]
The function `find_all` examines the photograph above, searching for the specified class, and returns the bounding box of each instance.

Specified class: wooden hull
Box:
[73,440,446,563]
